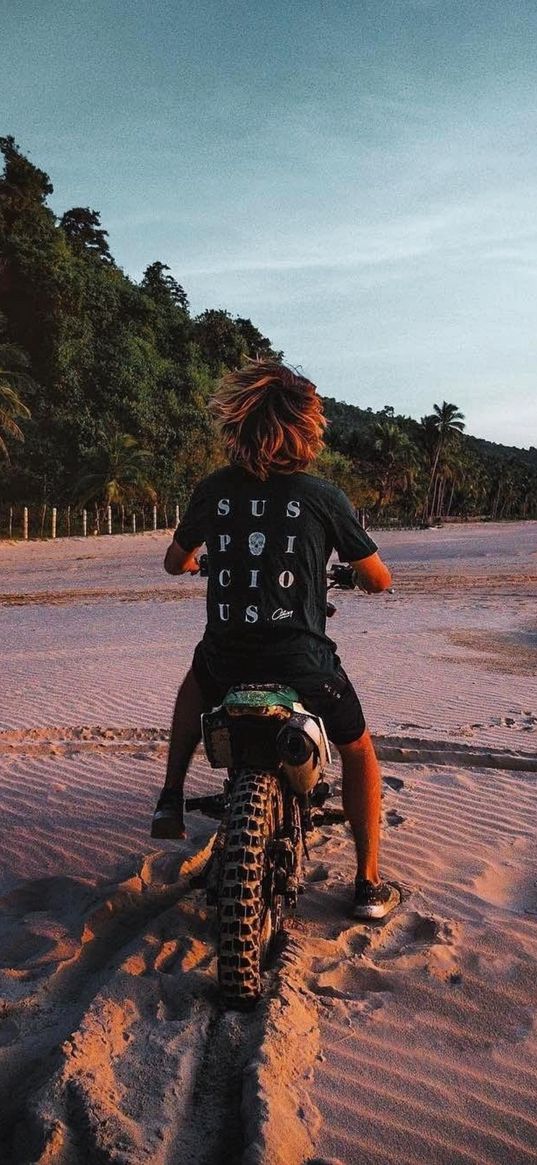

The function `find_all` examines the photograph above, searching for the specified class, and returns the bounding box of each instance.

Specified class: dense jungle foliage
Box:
[1,137,536,528]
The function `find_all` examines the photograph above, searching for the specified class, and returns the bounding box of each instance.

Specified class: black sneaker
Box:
[353,877,400,920]
[150,789,185,839]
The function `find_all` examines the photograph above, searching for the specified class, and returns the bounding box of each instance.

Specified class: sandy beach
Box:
[0,521,536,1165]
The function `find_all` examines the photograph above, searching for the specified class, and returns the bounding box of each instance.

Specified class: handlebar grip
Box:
[328,563,357,590]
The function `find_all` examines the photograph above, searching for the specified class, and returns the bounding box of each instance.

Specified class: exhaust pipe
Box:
[276,717,325,795]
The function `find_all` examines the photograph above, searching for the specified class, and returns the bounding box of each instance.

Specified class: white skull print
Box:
[248,531,266,556]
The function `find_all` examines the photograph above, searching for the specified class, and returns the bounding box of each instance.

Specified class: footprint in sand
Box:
[384,775,404,792]
[363,909,463,983]
[313,958,395,1001]
[0,876,96,992]
[360,908,441,958]
[385,808,405,828]
[489,710,537,731]
[307,863,330,883]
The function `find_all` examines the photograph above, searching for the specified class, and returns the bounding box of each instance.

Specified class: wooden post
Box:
[82,509,87,536]
[152,504,157,530]
[107,505,112,534]
[40,503,47,539]
[67,505,71,537]
[121,504,125,533]
[23,507,28,540]
[51,507,57,539]
[132,512,136,534]
[8,507,13,539]
[141,507,146,532]
[175,503,180,527]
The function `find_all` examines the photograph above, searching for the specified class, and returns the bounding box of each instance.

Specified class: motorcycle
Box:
[185,559,359,1009]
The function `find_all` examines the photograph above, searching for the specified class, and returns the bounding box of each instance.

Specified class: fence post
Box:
[107,505,112,534]
[82,509,87,537]
[67,505,71,537]
[8,507,13,539]
[152,504,157,530]
[23,507,28,541]
[51,507,57,539]
[121,504,125,534]
[175,503,180,527]
[132,512,136,534]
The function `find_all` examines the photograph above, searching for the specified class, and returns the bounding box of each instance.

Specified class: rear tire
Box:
[217,769,283,1008]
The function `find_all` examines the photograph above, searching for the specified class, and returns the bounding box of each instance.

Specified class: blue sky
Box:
[2,0,536,447]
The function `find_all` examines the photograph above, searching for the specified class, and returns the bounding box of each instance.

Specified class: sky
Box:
[2,0,536,448]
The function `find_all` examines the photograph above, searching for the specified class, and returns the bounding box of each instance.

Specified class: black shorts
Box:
[191,642,366,747]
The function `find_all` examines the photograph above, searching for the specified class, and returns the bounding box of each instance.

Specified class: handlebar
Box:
[326,563,359,590]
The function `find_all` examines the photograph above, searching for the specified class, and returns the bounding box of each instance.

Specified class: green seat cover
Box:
[223,686,298,711]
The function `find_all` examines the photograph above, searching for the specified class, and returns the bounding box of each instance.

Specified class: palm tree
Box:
[74,433,157,528]
[422,402,465,519]
[372,421,418,512]
[429,401,465,475]
[0,345,32,459]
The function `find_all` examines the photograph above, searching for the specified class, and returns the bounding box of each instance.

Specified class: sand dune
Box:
[0,522,536,1164]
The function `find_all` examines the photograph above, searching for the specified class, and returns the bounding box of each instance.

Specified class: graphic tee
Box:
[174,465,377,678]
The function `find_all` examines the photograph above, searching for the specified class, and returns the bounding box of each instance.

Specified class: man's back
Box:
[175,464,377,673]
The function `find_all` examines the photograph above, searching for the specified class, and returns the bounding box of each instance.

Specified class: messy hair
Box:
[210,360,326,480]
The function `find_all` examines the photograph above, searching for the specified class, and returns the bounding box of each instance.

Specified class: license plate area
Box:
[202,709,285,770]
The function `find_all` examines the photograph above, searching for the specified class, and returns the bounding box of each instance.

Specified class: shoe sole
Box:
[353,887,401,920]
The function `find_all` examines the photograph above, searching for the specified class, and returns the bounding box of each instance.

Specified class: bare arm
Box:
[350,551,392,594]
[164,539,202,576]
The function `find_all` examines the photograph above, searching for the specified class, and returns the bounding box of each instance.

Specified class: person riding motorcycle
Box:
[151,360,399,920]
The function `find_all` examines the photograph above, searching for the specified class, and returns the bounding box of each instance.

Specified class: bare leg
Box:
[338,728,381,883]
[164,667,205,793]
[151,668,206,838]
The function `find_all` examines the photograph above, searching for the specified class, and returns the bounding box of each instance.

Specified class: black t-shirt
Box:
[174,465,377,676]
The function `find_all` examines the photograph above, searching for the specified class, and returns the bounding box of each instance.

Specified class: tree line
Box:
[1,136,535,528]
[320,399,537,523]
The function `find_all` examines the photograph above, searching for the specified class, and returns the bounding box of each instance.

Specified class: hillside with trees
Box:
[1,137,535,533]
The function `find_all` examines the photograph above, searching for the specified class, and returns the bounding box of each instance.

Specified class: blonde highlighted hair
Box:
[210,360,326,480]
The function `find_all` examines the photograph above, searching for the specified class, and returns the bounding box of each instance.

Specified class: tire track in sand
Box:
[1,724,535,770]
[0,844,320,1165]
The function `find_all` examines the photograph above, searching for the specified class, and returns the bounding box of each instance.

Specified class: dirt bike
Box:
[185,560,358,1009]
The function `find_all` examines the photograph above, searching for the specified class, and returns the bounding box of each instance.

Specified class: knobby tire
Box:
[217,768,283,1008]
